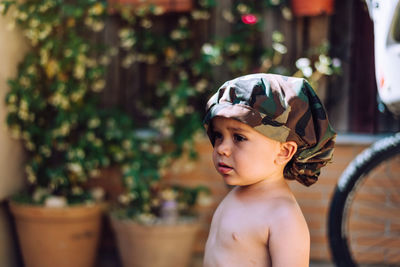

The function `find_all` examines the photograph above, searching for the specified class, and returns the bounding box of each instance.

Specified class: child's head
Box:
[210,115,298,187]
[203,73,336,186]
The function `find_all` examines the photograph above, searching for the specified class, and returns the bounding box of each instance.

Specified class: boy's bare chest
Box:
[208,195,270,249]
[204,198,271,267]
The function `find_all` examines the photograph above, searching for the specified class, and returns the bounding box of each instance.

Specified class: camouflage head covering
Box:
[203,73,336,186]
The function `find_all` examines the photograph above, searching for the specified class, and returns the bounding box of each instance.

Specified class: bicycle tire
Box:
[328,133,400,267]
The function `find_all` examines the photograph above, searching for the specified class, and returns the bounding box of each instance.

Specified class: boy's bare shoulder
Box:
[267,196,310,266]
[232,187,307,234]
[266,194,303,219]
[255,193,305,227]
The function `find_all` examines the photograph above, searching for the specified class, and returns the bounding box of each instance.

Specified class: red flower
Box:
[241,14,258,25]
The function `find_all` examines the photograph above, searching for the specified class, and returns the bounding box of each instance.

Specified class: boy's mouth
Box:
[217,162,233,174]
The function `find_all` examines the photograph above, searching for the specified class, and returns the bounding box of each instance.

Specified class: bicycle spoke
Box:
[350,234,400,265]
[351,201,400,223]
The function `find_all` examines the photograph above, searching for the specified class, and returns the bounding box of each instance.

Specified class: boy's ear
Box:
[275,141,298,165]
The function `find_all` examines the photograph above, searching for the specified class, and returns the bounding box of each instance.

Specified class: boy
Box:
[202,73,336,267]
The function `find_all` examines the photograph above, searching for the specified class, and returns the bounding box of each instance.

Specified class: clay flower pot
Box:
[9,202,103,267]
[108,0,193,13]
[111,216,200,267]
[291,0,334,17]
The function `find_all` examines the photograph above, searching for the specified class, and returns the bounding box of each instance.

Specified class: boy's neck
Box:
[235,172,288,194]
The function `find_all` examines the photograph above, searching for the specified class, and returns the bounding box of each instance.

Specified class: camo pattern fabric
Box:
[203,73,336,186]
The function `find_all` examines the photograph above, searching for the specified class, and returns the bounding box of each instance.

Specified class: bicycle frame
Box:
[366,0,400,115]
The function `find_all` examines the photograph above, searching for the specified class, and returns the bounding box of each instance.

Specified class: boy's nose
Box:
[216,139,231,156]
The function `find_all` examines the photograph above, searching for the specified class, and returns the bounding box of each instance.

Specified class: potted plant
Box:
[110,168,211,267]
[291,0,334,17]
[0,1,122,266]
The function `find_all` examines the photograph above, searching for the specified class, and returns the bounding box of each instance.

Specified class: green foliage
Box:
[2,0,115,204]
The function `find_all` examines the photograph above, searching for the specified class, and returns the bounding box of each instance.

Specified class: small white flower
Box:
[29,19,40,28]
[92,21,104,32]
[122,54,136,68]
[222,10,234,23]
[32,187,49,202]
[195,79,208,93]
[175,106,185,117]
[39,146,52,157]
[296,58,311,69]
[272,31,284,43]
[228,43,240,54]
[332,58,341,68]
[118,28,133,38]
[90,169,101,178]
[74,64,85,79]
[17,11,28,21]
[122,140,132,150]
[90,187,105,201]
[26,141,36,151]
[319,54,331,65]
[301,66,313,78]
[170,30,184,40]
[88,118,101,128]
[87,132,96,142]
[100,55,111,65]
[191,10,210,20]
[236,3,249,14]
[92,79,106,92]
[179,17,188,26]
[8,94,17,104]
[72,186,83,195]
[282,7,293,21]
[140,19,152,29]
[150,144,162,154]
[7,104,17,113]
[45,196,67,207]
[153,6,164,15]
[315,61,333,75]
[27,65,37,75]
[68,163,83,174]
[272,43,287,54]
[118,194,131,205]
[202,43,214,55]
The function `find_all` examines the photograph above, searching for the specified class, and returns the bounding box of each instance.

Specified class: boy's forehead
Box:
[211,116,253,131]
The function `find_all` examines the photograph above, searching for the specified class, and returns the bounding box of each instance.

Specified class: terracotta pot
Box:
[291,0,334,17]
[111,216,200,267]
[108,0,193,13]
[9,202,103,267]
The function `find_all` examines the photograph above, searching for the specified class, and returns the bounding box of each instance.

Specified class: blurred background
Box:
[1,0,399,266]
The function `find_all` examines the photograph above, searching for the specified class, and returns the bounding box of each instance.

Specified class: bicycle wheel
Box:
[328,133,400,267]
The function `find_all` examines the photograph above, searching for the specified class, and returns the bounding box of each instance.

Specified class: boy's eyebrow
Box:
[227,126,249,133]
[211,124,250,133]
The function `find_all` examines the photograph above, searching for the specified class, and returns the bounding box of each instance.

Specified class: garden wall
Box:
[0,12,29,267]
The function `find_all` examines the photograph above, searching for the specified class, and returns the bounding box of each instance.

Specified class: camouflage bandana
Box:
[203,73,336,186]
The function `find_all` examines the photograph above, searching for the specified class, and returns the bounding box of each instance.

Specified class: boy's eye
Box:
[213,131,222,140]
[233,134,247,142]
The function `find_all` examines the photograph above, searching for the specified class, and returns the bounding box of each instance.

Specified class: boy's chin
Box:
[220,175,236,186]
[221,175,241,187]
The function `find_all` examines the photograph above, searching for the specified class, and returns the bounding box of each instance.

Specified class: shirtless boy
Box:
[202,73,336,267]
